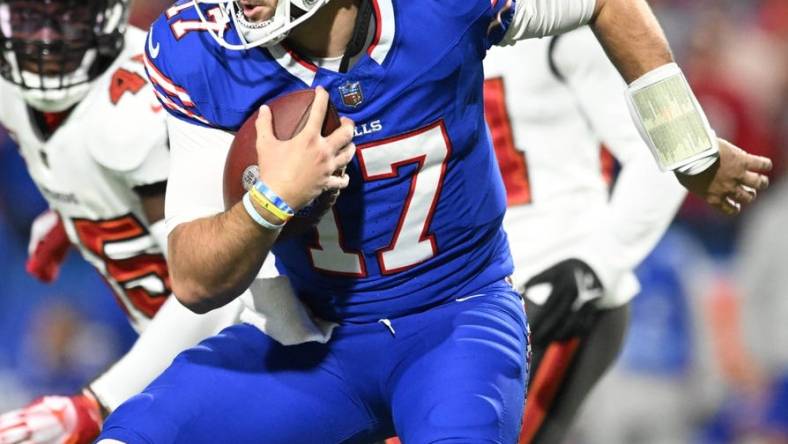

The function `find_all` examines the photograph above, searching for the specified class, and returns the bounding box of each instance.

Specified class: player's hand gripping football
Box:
[676,138,772,215]
[0,392,102,444]
[254,87,355,213]
[26,210,70,283]
[523,259,604,347]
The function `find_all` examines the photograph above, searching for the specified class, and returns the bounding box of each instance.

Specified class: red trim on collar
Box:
[281,43,319,73]
[367,0,383,57]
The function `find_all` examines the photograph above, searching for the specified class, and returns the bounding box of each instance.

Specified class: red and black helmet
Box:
[0,0,129,111]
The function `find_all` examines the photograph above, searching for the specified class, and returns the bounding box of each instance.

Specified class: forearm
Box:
[558,26,685,274]
[605,156,685,265]
[590,0,673,83]
[169,201,278,313]
[89,296,242,410]
[575,155,684,291]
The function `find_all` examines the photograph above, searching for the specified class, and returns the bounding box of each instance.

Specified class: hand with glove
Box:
[26,210,70,283]
[0,391,103,444]
[523,259,605,347]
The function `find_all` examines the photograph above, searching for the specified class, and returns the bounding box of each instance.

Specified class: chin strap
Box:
[339,0,374,73]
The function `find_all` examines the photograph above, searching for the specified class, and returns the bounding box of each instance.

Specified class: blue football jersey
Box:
[146,0,517,322]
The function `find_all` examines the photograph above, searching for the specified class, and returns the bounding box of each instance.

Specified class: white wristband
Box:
[243,192,284,231]
[626,63,719,173]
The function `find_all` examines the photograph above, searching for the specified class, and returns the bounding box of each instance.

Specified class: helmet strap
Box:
[339,0,372,73]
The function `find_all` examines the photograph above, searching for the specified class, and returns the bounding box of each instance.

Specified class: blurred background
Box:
[0,0,785,442]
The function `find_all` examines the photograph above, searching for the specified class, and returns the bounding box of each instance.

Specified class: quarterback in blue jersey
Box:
[97,0,772,442]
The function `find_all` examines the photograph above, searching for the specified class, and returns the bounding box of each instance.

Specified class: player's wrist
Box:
[243,192,286,230]
[253,171,305,209]
[250,180,295,218]
[626,62,719,173]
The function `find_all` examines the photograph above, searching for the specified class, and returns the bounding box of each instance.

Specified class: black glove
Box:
[523,259,604,347]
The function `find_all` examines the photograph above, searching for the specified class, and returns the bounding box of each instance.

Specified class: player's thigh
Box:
[99,323,373,444]
[391,290,529,443]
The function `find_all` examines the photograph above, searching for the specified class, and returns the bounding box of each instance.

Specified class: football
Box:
[223,89,343,238]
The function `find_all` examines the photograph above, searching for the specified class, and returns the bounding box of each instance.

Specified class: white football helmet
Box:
[0,0,129,112]
[193,0,332,50]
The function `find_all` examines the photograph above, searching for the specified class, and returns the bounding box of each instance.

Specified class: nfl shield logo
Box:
[338,81,364,108]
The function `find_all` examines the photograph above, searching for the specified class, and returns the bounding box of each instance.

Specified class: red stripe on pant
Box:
[519,338,581,444]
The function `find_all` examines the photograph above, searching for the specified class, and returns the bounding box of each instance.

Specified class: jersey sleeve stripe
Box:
[367,0,396,65]
[151,87,210,125]
[143,53,196,107]
[488,0,514,36]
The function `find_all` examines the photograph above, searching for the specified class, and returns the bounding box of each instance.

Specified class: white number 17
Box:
[308,121,452,276]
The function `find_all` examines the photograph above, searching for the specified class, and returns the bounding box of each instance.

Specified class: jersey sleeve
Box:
[486,0,517,47]
[123,137,170,188]
[143,3,214,129]
[86,43,170,188]
[496,0,596,46]
[553,28,686,298]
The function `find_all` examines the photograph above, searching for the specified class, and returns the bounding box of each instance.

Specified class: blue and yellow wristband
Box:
[243,180,295,230]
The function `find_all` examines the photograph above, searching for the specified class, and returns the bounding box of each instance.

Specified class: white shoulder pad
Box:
[86,28,168,172]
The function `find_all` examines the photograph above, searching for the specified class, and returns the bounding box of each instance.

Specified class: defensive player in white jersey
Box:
[484,27,687,443]
[0,1,241,443]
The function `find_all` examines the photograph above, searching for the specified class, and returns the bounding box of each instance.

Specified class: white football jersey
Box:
[484,28,686,307]
[0,27,170,332]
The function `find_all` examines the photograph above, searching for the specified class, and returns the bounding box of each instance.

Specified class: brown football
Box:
[223,89,343,238]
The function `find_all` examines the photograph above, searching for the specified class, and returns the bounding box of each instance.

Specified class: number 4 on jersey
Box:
[309,122,451,276]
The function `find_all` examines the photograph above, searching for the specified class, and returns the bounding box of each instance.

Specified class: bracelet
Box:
[253,180,295,217]
[243,192,284,230]
[248,186,293,222]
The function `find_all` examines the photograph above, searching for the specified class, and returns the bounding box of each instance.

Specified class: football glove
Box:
[0,392,102,444]
[523,259,604,347]
[26,210,70,283]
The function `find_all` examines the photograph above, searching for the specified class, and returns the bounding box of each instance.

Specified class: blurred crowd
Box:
[0,0,785,442]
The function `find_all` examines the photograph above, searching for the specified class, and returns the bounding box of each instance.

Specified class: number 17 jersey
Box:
[148,0,518,322]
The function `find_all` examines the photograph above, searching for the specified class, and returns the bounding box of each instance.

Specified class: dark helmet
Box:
[0,0,129,111]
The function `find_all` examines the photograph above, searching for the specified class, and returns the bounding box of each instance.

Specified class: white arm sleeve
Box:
[164,115,235,236]
[148,219,168,257]
[88,295,242,410]
[499,0,596,45]
[554,29,686,297]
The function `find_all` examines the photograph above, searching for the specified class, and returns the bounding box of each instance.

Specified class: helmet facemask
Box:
[0,0,129,112]
[193,0,331,50]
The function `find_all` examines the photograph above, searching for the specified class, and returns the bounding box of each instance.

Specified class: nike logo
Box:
[147,29,160,59]
[456,294,485,303]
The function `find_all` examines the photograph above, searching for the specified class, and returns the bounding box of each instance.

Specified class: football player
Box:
[484,27,686,443]
[0,1,243,443]
[97,0,771,443]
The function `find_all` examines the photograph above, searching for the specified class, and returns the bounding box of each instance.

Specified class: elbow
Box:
[172,279,226,315]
